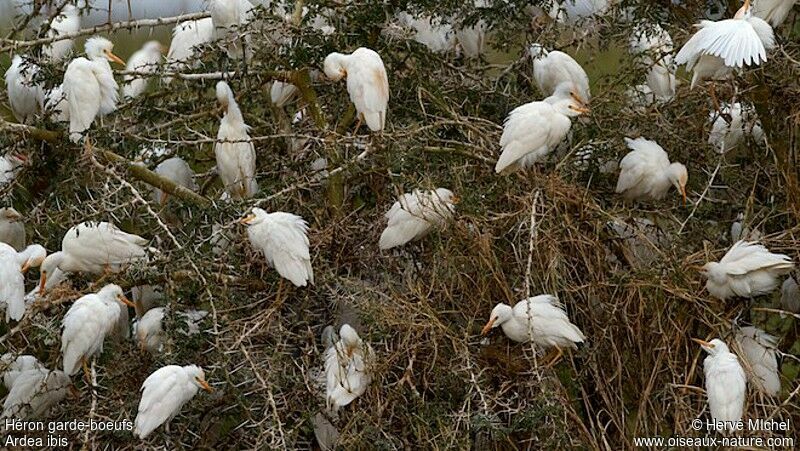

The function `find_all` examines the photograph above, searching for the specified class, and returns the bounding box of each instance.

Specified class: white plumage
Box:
[454,18,486,58]
[615,137,688,202]
[675,0,775,88]
[0,153,27,188]
[629,24,677,101]
[42,4,81,63]
[152,156,197,204]
[481,295,586,350]
[0,208,26,251]
[38,222,149,292]
[42,84,70,123]
[379,188,457,250]
[694,338,746,428]
[270,81,298,107]
[708,102,764,154]
[210,0,255,59]
[753,0,797,26]
[215,81,258,199]
[123,41,163,99]
[701,241,794,300]
[1,354,45,390]
[496,82,589,173]
[395,12,455,53]
[63,36,125,143]
[781,276,800,314]
[164,18,214,84]
[135,307,166,354]
[549,0,609,23]
[134,364,212,439]
[1,367,70,419]
[324,324,373,412]
[324,48,390,132]
[60,284,134,376]
[530,44,591,101]
[734,326,780,396]
[242,208,314,287]
[0,243,46,322]
[4,55,43,124]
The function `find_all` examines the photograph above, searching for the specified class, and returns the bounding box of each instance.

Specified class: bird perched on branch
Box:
[43,3,81,63]
[63,36,126,143]
[123,41,163,99]
[675,0,775,89]
[615,137,688,203]
[481,295,585,365]
[4,56,43,124]
[210,0,255,60]
[379,188,458,250]
[151,156,198,205]
[324,47,390,133]
[324,324,373,412]
[215,81,258,199]
[134,364,212,438]
[708,102,764,154]
[495,82,589,173]
[530,44,590,101]
[0,208,26,251]
[1,364,70,420]
[38,222,150,293]
[734,326,780,396]
[134,306,166,354]
[0,243,46,322]
[700,241,794,300]
[164,18,214,84]
[693,338,746,429]
[628,24,677,101]
[241,208,314,287]
[548,0,609,24]
[60,284,135,377]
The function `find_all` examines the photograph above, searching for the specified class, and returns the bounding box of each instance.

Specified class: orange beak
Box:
[481,317,497,336]
[239,214,256,225]
[21,260,31,273]
[118,295,136,308]
[691,338,713,348]
[680,185,687,206]
[38,272,47,294]
[196,377,214,392]
[104,49,126,66]
[451,195,461,205]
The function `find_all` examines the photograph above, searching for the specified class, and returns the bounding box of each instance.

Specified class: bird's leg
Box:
[82,137,94,159]
[82,357,91,383]
[352,114,363,136]
[708,83,721,115]
[544,346,564,368]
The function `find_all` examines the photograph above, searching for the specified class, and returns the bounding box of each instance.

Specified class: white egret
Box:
[270,81,298,107]
[629,24,677,101]
[495,82,589,173]
[210,0,255,59]
[325,324,373,412]
[134,364,212,439]
[379,188,458,250]
[215,81,258,199]
[395,12,456,53]
[241,208,314,287]
[735,326,780,396]
[42,84,70,123]
[0,208,25,251]
[530,44,591,100]
[700,241,794,300]
[1,367,70,419]
[781,276,800,314]
[549,0,609,24]
[1,354,45,389]
[615,137,688,203]
[152,156,198,205]
[4,55,43,124]
[132,285,164,313]
[481,295,585,364]
[324,47,390,132]
[0,243,46,322]
[708,103,764,154]
[455,2,486,59]
[39,222,149,293]
[693,338,746,428]
[675,0,775,88]
[0,152,27,187]
[753,0,797,26]
[164,18,214,84]
[43,3,81,63]
[122,41,163,99]
[61,284,134,376]
[63,36,126,143]
[135,307,165,354]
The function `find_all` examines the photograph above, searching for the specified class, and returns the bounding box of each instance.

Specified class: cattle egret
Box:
[753,0,797,26]
[4,56,43,123]
[210,0,255,59]
[675,0,775,88]
[132,285,164,312]
[270,81,298,107]
[700,241,794,300]
[0,208,26,251]
[324,48,390,132]
[781,277,800,314]
[379,188,458,250]
[395,12,455,53]
[63,36,125,143]
[615,137,688,203]
[708,103,764,153]
[165,18,214,84]
[325,324,373,412]
[241,208,314,287]
[549,0,609,24]
[495,82,589,173]
[135,307,165,354]
[152,157,197,205]
[215,81,258,199]
[0,243,46,322]
[735,326,780,396]
[1,367,70,419]
[454,2,486,59]
[43,3,81,63]
[61,284,134,376]
[1,354,45,390]
[39,222,149,293]
[43,84,70,123]
[530,44,591,100]
[134,364,212,439]
[693,338,746,428]
[629,24,677,101]
[122,41,163,99]
[0,153,27,188]
[481,295,585,364]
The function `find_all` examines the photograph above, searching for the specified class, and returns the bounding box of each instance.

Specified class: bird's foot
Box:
[543,347,564,368]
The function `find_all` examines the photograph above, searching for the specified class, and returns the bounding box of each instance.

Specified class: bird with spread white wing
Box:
[241,208,314,287]
[122,41,163,99]
[4,55,43,124]
[43,3,81,63]
[63,36,126,143]
[1,354,45,390]
[495,82,589,173]
[482,295,585,365]
[215,81,258,199]
[210,0,255,59]
[708,102,764,154]
[735,326,780,396]
[379,188,458,250]
[152,156,198,205]
[700,241,794,300]
[38,222,149,293]
[615,137,688,203]
[0,243,46,322]
[0,208,25,251]
[134,364,212,439]
[753,0,797,26]
[164,18,213,84]
[530,44,590,101]
[324,324,373,412]
[324,47,390,133]
[675,0,775,89]
[1,366,70,419]
[693,338,746,429]
[60,284,135,377]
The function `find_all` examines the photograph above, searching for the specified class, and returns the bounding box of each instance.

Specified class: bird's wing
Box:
[0,261,25,322]
[496,103,555,171]
[136,366,192,438]
[61,298,110,374]
[679,19,768,68]
[746,16,776,50]
[735,328,780,394]
[63,223,147,268]
[719,241,794,274]
[64,58,101,134]
[615,151,650,194]
[265,214,313,286]
[347,62,389,130]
